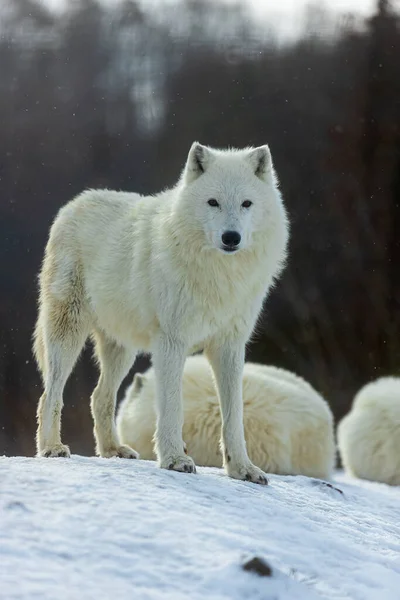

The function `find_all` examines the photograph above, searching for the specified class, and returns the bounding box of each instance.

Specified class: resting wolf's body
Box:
[337,377,400,485]
[117,355,335,479]
[34,142,289,483]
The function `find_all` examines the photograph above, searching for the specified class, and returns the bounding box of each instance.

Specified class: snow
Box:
[1,456,399,600]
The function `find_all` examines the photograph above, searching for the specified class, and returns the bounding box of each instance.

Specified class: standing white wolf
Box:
[33,142,289,484]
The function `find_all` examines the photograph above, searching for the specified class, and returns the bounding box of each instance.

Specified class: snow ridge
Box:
[1,456,399,599]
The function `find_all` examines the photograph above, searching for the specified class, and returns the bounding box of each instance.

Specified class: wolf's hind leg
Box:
[91,331,139,458]
[36,301,89,457]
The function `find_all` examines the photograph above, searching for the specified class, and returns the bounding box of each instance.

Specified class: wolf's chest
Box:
[175,268,265,343]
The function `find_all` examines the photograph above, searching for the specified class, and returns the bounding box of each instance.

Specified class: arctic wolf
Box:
[34,142,289,484]
[337,377,400,485]
[117,355,335,479]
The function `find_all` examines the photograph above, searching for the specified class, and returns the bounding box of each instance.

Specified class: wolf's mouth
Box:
[221,245,239,254]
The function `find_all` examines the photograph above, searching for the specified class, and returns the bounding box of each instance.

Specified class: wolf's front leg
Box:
[206,339,268,485]
[152,333,196,473]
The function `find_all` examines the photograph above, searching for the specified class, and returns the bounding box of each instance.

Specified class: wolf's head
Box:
[176,142,287,255]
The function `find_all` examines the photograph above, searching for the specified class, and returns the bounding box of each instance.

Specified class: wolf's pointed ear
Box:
[247,145,272,181]
[183,142,213,183]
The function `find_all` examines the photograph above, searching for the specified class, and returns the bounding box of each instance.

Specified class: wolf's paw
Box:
[227,461,268,485]
[160,454,197,474]
[38,444,71,458]
[101,445,139,459]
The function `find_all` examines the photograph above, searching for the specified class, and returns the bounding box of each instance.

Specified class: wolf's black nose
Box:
[221,231,241,247]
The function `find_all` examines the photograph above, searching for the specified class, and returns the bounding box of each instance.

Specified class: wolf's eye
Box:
[242,200,253,208]
[208,198,220,207]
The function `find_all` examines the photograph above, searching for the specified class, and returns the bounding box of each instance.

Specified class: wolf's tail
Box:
[33,318,46,381]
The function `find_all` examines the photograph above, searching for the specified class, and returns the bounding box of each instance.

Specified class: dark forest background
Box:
[1,0,399,457]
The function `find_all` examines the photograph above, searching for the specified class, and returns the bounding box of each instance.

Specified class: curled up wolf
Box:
[33,142,289,484]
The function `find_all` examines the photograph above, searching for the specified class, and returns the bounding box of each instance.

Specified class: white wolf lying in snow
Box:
[337,377,400,485]
[33,142,288,484]
[117,354,335,479]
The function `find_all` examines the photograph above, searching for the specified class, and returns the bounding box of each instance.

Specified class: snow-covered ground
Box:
[1,456,399,600]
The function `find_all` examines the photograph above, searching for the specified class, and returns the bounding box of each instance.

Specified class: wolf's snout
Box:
[221,230,241,249]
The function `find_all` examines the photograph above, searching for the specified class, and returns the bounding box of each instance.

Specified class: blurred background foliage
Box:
[0,0,399,457]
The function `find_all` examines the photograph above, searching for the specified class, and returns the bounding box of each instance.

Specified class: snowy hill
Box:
[1,457,399,600]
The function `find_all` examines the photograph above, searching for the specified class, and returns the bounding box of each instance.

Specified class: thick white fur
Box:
[117,355,335,479]
[33,141,288,483]
[337,377,400,485]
